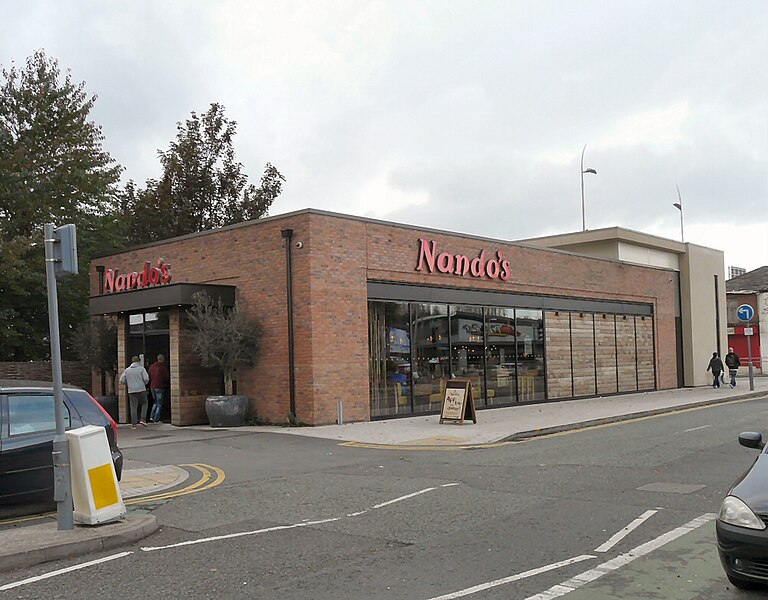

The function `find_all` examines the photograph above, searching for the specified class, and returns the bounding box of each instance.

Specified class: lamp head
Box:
[673,202,682,210]
[582,168,597,175]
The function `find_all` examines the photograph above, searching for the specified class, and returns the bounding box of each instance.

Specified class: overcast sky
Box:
[3,1,767,271]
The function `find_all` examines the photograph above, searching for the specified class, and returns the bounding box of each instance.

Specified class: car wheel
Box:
[727,572,764,591]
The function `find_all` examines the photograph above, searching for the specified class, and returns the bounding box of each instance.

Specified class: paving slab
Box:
[0,514,158,573]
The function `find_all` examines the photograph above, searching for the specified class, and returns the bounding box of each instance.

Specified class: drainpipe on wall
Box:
[281,229,297,421]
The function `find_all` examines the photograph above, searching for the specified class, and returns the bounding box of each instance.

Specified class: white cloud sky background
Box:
[3,0,767,270]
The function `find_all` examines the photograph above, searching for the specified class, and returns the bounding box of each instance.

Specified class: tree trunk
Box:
[224,369,234,396]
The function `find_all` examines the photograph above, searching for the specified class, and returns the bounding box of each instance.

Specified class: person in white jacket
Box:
[120,356,150,429]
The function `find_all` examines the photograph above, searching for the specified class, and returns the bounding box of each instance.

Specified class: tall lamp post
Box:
[673,185,684,242]
[580,144,597,231]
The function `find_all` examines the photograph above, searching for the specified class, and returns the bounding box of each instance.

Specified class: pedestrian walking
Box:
[706,351,725,389]
[724,347,741,389]
[120,355,150,428]
[148,353,170,423]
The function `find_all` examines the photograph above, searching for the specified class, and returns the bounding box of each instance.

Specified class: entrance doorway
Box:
[127,311,171,422]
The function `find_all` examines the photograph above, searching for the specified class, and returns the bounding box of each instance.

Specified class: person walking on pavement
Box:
[148,353,170,423]
[724,347,741,389]
[706,351,725,389]
[120,355,150,429]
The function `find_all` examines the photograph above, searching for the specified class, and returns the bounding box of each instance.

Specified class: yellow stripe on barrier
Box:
[88,463,120,509]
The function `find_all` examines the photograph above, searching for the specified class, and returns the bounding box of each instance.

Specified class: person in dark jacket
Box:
[148,354,170,423]
[706,351,725,388]
[724,347,741,389]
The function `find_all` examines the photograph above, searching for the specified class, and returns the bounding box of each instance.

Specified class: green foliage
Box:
[186,291,261,396]
[0,50,124,360]
[71,316,118,373]
[124,103,285,244]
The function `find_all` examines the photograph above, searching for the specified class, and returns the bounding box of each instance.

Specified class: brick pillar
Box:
[117,314,128,423]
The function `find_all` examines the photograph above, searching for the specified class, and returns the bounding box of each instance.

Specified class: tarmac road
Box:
[1,392,766,598]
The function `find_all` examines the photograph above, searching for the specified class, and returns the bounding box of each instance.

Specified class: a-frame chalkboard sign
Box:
[439,378,477,425]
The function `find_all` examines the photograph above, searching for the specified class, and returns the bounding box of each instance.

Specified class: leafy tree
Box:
[71,316,118,392]
[187,291,261,396]
[124,103,285,243]
[0,50,124,360]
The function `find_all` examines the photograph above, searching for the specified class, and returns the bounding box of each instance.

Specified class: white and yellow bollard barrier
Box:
[66,425,126,525]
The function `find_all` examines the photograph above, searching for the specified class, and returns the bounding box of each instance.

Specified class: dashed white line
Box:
[681,425,711,433]
[594,509,658,552]
[426,555,595,600]
[142,483,460,552]
[0,551,133,591]
[523,513,716,600]
[373,487,437,509]
[141,517,340,552]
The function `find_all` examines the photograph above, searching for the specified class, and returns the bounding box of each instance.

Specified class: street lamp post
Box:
[580,144,597,231]
[673,185,684,242]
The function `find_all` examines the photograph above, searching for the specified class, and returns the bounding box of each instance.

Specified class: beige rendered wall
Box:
[678,245,728,386]
[617,242,680,270]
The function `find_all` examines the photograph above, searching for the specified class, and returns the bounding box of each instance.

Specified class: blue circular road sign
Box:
[737,304,755,322]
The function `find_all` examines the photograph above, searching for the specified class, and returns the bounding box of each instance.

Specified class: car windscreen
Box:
[8,394,71,435]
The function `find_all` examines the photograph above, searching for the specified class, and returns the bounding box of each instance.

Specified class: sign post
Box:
[439,379,477,425]
[737,304,755,391]
[45,223,78,530]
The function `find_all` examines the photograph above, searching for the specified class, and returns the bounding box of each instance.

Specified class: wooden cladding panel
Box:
[595,316,618,395]
[635,317,655,390]
[571,314,596,397]
[616,318,638,392]
[545,311,573,399]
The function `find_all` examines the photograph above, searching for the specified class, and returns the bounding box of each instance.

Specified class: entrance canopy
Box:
[89,283,236,315]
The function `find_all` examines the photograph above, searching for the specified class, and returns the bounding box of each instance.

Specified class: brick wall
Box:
[0,361,91,391]
[91,210,678,426]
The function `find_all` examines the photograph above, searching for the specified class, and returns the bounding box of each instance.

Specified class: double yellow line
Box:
[125,463,225,505]
[0,463,225,526]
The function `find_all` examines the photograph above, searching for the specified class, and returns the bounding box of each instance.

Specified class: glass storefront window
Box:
[516,309,545,402]
[144,311,169,331]
[129,313,143,334]
[450,305,486,406]
[368,301,411,418]
[485,307,517,405]
[413,303,449,414]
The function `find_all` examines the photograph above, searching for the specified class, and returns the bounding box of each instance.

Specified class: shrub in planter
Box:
[187,291,261,427]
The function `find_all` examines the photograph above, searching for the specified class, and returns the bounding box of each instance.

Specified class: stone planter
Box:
[205,395,249,427]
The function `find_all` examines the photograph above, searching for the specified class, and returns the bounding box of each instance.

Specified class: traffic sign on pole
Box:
[737,304,755,322]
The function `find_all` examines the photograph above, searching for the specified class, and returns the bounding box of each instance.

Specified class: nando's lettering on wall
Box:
[103,259,172,294]
[415,239,511,281]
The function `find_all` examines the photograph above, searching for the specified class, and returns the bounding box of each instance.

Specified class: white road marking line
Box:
[0,551,132,591]
[347,511,368,517]
[141,517,340,552]
[440,483,460,487]
[372,487,437,509]
[426,555,595,600]
[594,509,658,552]
[523,513,716,600]
[681,425,711,433]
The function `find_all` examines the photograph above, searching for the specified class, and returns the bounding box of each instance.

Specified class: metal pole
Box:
[747,322,755,391]
[44,223,73,530]
[676,185,684,242]
[580,144,586,231]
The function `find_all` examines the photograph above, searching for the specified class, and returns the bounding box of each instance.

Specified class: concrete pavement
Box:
[1,376,766,575]
[217,376,768,447]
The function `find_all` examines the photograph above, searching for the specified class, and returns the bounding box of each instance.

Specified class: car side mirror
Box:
[738,432,764,450]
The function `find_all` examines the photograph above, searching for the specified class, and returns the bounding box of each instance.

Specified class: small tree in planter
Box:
[187,291,261,426]
[72,317,119,417]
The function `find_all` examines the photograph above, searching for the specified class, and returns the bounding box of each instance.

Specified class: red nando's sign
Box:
[103,259,172,294]
[415,239,511,281]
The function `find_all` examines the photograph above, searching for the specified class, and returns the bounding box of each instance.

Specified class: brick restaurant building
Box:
[89,209,709,427]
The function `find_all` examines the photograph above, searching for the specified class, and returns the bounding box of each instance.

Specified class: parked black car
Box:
[716,431,768,590]
[0,380,123,508]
